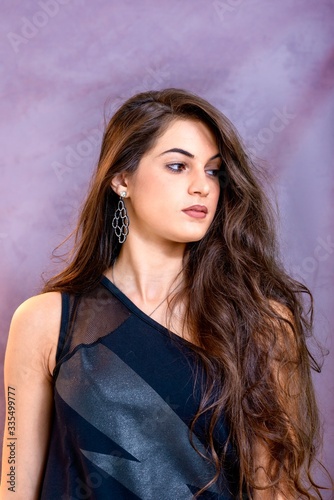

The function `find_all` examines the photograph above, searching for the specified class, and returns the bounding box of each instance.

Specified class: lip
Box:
[182,205,208,219]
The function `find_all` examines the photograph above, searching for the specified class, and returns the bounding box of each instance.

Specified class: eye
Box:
[205,168,220,177]
[166,163,186,173]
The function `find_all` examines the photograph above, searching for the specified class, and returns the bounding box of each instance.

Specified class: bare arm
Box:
[0,292,61,499]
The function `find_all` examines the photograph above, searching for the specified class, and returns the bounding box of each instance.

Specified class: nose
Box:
[188,170,210,197]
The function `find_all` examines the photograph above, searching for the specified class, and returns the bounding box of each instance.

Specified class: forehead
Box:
[150,118,218,155]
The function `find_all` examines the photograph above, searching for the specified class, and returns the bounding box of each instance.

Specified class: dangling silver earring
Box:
[112,191,129,244]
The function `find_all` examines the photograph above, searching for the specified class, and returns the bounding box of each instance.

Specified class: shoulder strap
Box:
[55,292,70,364]
[53,293,80,379]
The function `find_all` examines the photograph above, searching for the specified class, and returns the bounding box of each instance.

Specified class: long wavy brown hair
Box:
[43,88,329,498]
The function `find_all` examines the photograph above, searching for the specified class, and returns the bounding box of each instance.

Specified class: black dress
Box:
[40,276,240,499]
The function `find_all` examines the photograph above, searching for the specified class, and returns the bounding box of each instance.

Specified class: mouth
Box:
[182,205,208,219]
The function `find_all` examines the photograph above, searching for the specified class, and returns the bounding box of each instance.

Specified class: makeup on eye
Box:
[165,162,186,173]
[159,146,222,176]
[165,162,222,177]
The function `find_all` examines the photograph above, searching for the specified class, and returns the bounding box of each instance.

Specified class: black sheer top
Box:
[40,276,240,499]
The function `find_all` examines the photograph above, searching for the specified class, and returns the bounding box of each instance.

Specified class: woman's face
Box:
[122,119,222,247]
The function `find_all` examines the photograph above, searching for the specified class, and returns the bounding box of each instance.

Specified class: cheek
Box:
[129,182,165,218]
[213,184,221,206]
[137,178,178,209]
[132,170,164,194]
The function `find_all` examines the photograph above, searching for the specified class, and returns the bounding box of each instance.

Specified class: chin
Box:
[176,232,208,244]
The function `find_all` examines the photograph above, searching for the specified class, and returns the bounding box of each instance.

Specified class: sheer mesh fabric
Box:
[42,278,240,499]
[54,283,132,374]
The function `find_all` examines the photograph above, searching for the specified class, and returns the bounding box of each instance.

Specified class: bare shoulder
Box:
[7,291,62,377]
[1,293,62,497]
[11,291,62,328]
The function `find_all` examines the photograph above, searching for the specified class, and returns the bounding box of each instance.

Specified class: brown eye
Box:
[166,163,186,173]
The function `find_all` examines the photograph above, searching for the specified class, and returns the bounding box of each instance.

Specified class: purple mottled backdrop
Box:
[1,0,333,488]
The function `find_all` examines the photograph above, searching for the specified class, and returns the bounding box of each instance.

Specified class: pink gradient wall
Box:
[1,0,333,489]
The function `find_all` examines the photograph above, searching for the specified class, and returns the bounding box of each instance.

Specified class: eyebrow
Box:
[158,148,221,161]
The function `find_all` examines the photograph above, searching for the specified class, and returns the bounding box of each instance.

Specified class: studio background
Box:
[1,0,333,489]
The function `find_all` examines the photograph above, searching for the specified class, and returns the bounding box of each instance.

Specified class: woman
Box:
[0,88,328,499]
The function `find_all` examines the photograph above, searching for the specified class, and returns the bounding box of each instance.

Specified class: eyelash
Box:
[166,163,220,177]
[166,163,186,173]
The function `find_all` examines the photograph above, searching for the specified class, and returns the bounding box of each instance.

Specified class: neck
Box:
[106,234,186,307]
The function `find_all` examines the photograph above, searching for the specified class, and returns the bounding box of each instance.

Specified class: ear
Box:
[110,173,128,196]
